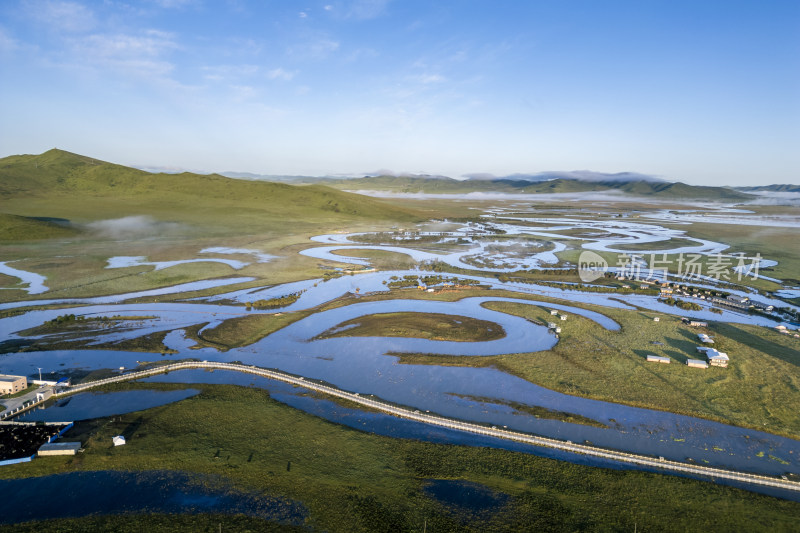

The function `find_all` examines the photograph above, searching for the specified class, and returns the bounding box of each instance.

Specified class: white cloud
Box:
[229,84,259,102]
[25,0,96,33]
[150,0,196,8]
[323,0,389,20]
[345,0,390,20]
[0,27,18,54]
[288,38,340,59]
[266,67,296,81]
[68,30,179,78]
[412,73,446,84]
[202,64,260,82]
[299,11,307,18]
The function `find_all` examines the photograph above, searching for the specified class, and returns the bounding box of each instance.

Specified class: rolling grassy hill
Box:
[0,149,422,233]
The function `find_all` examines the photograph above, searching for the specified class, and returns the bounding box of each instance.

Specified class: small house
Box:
[698,333,714,344]
[653,317,660,322]
[547,322,557,329]
[646,355,670,364]
[703,348,729,367]
[550,310,559,315]
[555,327,562,333]
[112,435,126,446]
[560,315,568,321]
[686,359,709,369]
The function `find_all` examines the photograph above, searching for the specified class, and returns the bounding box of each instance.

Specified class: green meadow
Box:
[1,383,797,532]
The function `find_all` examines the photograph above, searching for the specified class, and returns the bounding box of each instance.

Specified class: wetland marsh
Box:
[2,189,800,530]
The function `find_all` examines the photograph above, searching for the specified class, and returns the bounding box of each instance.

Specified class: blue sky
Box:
[1,0,798,185]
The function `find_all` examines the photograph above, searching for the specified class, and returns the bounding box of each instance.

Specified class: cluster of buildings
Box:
[645,322,731,369]
[709,294,774,313]
[547,310,567,334]
[653,281,776,315]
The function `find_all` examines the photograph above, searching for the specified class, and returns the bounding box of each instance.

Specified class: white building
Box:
[696,346,729,367]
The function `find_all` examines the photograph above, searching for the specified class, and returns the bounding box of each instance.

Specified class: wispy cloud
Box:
[150,0,196,8]
[410,73,446,84]
[0,27,18,54]
[288,38,340,59]
[322,0,390,19]
[202,64,260,82]
[345,0,390,20]
[25,0,96,33]
[229,84,259,102]
[266,67,296,81]
[69,29,179,79]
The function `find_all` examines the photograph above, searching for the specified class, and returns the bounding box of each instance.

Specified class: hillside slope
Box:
[0,150,421,229]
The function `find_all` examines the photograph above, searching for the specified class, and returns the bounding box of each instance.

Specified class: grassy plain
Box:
[317,312,505,342]
[189,311,311,351]
[329,248,419,270]
[1,383,798,532]
[486,302,800,439]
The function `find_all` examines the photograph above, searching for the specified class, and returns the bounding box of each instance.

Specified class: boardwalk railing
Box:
[50,360,800,493]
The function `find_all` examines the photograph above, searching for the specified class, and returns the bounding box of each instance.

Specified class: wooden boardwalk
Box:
[53,360,800,494]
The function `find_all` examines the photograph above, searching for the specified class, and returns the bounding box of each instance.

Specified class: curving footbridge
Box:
[51,360,800,493]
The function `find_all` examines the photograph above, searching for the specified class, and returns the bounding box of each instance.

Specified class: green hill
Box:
[0,149,421,230]
[325,174,753,200]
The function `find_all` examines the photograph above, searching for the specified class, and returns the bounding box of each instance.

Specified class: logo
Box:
[578,251,608,282]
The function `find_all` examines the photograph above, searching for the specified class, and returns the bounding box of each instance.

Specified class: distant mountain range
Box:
[735,184,800,193]
[217,169,766,201]
[314,174,754,200]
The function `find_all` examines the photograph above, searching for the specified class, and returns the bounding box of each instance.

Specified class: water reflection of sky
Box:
[0,470,305,525]
[16,388,200,422]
